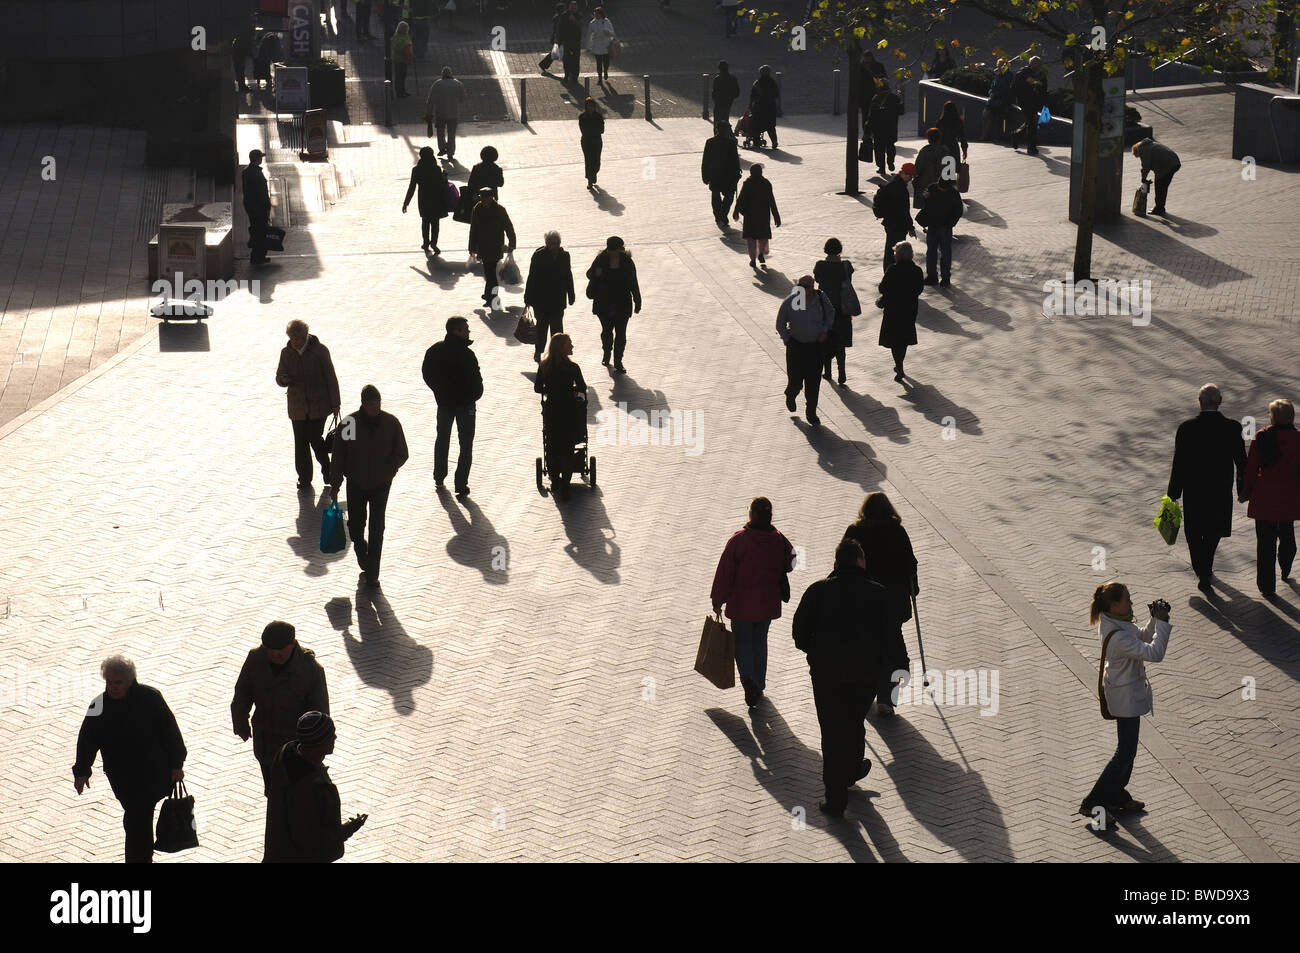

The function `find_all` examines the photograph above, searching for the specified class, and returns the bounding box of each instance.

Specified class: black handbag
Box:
[858,136,873,162]
[265,225,286,252]
[154,781,199,853]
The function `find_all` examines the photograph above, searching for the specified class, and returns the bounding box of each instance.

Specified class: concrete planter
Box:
[1232,83,1300,162]
[1126,56,1269,91]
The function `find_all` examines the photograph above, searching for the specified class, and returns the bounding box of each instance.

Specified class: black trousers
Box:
[481,255,501,304]
[822,338,845,380]
[582,137,602,183]
[232,52,248,88]
[435,118,458,156]
[1084,716,1140,810]
[1152,165,1179,210]
[710,187,735,223]
[348,481,392,582]
[873,137,897,171]
[882,225,908,272]
[811,676,874,811]
[1183,525,1221,583]
[248,212,269,262]
[563,49,580,83]
[598,311,631,361]
[713,97,735,124]
[292,417,330,483]
[891,345,908,373]
[784,340,823,416]
[394,61,408,95]
[122,799,157,864]
[420,215,441,249]
[355,0,372,37]
[1015,103,1039,150]
[1255,519,1297,594]
[533,307,565,358]
[594,53,610,80]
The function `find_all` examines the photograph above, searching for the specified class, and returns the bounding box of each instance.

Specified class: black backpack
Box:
[872,186,887,219]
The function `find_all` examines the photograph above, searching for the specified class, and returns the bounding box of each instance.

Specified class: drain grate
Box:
[135,167,169,242]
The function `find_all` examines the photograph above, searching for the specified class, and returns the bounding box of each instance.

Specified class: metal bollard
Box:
[832,68,840,115]
[775,71,783,117]
[585,75,591,98]
[702,74,710,121]
[384,79,393,127]
[520,77,528,124]
[644,74,652,121]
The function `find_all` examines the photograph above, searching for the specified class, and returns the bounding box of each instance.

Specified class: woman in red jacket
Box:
[1242,398,1300,597]
[711,497,796,708]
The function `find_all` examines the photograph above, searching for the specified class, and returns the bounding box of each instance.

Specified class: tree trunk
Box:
[845,39,861,194]
[1071,58,1103,281]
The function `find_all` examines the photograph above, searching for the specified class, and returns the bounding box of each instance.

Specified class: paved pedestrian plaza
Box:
[1,6,1298,865]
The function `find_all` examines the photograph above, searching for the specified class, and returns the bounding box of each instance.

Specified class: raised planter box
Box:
[917,78,1151,148]
[1232,83,1300,162]
[1126,56,1269,91]
[308,66,345,109]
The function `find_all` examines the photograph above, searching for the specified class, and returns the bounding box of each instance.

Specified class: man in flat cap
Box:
[232,620,330,795]
[242,148,272,265]
[264,712,367,862]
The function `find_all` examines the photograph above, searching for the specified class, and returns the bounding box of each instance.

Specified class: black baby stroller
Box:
[535,382,596,497]
[735,109,766,150]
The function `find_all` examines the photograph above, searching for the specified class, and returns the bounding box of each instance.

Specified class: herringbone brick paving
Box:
[1,87,1296,860]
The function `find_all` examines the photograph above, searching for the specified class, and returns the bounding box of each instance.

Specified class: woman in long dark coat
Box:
[402,146,450,254]
[733,164,781,269]
[748,65,781,148]
[814,237,856,387]
[535,333,587,500]
[843,491,917,716]
[937,100,969,172]
[585,236,642,373]
[877,239,925,381]
[578,97,605,190]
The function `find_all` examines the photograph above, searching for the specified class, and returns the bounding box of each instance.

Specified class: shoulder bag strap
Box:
[1099,628,1120,710]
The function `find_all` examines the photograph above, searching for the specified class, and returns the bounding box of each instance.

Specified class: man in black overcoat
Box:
[1167,383,1248,592]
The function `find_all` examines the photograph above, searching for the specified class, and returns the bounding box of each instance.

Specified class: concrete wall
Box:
[0,0,255,59]
[1232,83,1300,162]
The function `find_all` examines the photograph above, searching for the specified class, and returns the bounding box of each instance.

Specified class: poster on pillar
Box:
[1100,77,1125,141]
[288,1,316,60]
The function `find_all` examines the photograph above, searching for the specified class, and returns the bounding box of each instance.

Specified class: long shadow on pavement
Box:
[410,260,469,293]
[1084,809,1178,861]
[752,266,794,299]
[330,584,434,715]
[1095,218,1251,289]
[944,283,1015,332]
[792,417,887,490]
[1191,578,1300,683]
[287,489,347,577]
[438,491,510,585]
[836,385,912,446]
[605,368,672,428]
[556,488,621,583]
[589,185,626,216]
[916,298,981,339]
[898,379,984,436]
[706,704,887,862]
[868,713,1014,861]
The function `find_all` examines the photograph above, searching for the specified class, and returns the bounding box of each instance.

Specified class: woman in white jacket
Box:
[587,7,616,84]
[1079,581,1171,821]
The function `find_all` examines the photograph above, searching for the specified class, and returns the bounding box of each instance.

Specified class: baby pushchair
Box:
[536,388,596,496]
[735,109,766,150]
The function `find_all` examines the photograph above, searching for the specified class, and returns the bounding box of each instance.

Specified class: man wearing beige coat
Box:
[276,319,342,490]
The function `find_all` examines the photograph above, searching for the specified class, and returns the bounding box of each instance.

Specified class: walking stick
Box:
[911,593,930,687]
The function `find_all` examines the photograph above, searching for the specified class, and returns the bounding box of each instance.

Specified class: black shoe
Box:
[297,480,312,491]
[894,371,905,382]
[1197,579,1213,593]
[421,242,430,251]
[455,485,470,496]
[822,371,833,382]
[818,801,846,818]
[366,577,381,589]
[876,167,886,176]
[758,254,766,264]
[601,353,611,366]
[437,148,446,156]
[785,394,796,413]
[1011,131,1020,150]
[855,759,872,783]
[887,161,895,171]
[613,362,626,374]
[939,277,951,287]
[838,375,847,387]
[1113,797,1146,812]
[432,246,440,255]
[807,414,821,428]
[923,275,939,286]
[1150,206,1166,216]
[1027,147,1039,155]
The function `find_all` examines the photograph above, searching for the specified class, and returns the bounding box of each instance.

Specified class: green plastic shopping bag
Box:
[1153,494,1182,545]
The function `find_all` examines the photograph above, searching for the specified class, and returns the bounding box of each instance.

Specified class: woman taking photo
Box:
[578,97,605,190]
[842,492,916,716]
[534,333,587,501]
[401,146,450,254]
[1242,398,1300,597]
[733,164,781,269]
[1079,581,1171,821]
[585,236,642,373]
[711,497,797,709]
[814,237,856,388]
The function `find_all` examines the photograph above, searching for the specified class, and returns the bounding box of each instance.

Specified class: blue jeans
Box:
[925,225,952,279]
[1084,716,1140,808]
[732,620,771,691]
[434,403,476,489]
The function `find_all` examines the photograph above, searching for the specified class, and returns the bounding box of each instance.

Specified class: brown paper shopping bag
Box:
[694,613,736,689]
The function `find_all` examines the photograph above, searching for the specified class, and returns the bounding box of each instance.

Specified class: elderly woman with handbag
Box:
[876,240,924,382]
[1079,582,1171,823]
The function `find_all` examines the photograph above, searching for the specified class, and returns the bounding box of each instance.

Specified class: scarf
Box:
[1103,610,1133,623]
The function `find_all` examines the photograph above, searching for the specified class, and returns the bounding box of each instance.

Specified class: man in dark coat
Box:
[242,149,272,265]
[867,82,903,176]
[264,712,367,862]
[1010,56,1046,155]
[702,121,742,229]
[1167,383,1247,592]
[467,189,517,308]
[73,655,187,862]
[523,230,576,362]
[776,275,834,427]
[749,66,781,148]
[232,621,330,795]
[557,0,583,85]
[276,318,342,490]
[858,50,887,134]
[911,127,952,213]
[422,317,484,496]
[918,177,962,286]
[712,60,741,125]
[329,385,410,589]
[792,539,902,817]
[874,162,917,272]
